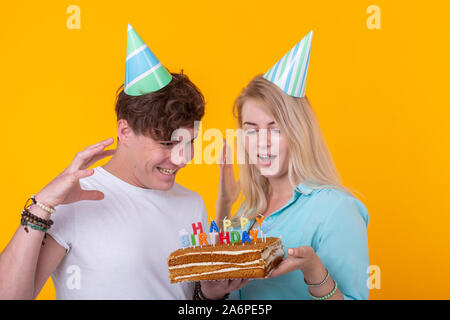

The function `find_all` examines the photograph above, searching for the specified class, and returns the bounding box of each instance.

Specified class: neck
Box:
[102,143,144,188]
[266,172,295,199]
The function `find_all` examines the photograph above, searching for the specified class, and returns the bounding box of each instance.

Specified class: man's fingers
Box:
[71,141,115,171]
[83,149,116,168]
[79,189,105,201]
[72,169,95,181]
[86,137,115,150]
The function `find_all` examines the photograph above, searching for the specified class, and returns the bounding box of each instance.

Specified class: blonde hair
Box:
[232,75,351,223]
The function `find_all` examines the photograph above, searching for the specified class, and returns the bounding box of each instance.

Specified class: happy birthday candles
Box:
[179,216,271,248]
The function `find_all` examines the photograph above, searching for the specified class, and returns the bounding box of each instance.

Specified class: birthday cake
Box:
[168,237,284,283]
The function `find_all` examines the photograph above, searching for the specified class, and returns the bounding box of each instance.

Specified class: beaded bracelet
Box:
[193,282,229,300]
[21,217,47,230]
[21,220,48,233]
[21,209,53,228]
[309,280,338,300]
[30,195,56,214]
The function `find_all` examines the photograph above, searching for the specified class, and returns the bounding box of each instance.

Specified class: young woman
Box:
[199,75,369,300]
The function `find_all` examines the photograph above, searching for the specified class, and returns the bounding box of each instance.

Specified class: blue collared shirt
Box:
[228,183,369,300]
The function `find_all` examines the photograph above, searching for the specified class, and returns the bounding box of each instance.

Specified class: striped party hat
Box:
[124,24,172,96]
[263,31,313,98]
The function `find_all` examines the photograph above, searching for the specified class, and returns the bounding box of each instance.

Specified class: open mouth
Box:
[257,154,277,160]
[157,167,177,175]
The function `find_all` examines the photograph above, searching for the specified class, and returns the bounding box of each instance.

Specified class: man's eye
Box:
[160,142,175,147]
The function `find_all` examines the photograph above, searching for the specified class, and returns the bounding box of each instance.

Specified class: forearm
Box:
[215,201,233,230]
[0,205,50,299]
[303,262,344,300]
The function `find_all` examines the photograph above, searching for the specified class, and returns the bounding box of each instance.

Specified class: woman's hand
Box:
[269,246,343,299]
[216,140,240,221]
[35,138,116,208]
[268,246,327,284]
[200,279,249,300]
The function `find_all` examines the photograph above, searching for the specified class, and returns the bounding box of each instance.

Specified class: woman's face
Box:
[241,98,289,179]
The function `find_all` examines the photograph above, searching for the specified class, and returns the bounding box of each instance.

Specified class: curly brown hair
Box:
[115,71,205,141]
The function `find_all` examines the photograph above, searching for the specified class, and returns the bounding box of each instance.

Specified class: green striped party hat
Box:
[124,24,172,96]
[263,31,313,98]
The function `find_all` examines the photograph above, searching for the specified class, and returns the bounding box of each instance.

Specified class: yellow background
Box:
[1,0,449,300]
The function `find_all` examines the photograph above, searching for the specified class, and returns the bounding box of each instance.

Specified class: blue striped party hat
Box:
[124,24,172,96]
[263,31,313,98]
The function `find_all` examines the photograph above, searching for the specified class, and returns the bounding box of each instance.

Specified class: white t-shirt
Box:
[47,166,208,299]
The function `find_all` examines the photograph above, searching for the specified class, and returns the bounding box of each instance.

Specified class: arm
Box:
[0,137,115,299]
[0,201,65,299]
[215,140,240,229]
[269,195,369,300]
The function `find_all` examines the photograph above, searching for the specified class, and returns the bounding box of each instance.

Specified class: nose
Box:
[257,129,271,152]
[169,142,193,167]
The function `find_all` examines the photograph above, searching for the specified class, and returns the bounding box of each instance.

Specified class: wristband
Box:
[309,279,338,300]
[304,269,329,287]
[193,282,229,300]
[29,195,56,214]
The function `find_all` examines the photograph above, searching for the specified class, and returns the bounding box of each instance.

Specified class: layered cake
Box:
[168,237,284,283]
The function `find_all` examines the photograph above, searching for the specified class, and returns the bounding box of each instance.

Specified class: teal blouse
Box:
[228,183,369,300]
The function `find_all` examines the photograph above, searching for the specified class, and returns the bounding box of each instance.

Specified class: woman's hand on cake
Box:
[200,279,249,300]
[35,138,116,208]
[268,246,327,282]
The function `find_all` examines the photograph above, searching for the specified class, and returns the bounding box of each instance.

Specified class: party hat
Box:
[263,31,313,98]
[124,24,172,96]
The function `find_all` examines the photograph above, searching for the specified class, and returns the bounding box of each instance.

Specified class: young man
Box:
[0,25,207,299]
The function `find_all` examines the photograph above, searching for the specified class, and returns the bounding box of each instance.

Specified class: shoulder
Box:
[303,186,369,227]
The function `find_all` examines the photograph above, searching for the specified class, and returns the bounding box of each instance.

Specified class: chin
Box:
[158,182,175,191]
[151,178,176,191]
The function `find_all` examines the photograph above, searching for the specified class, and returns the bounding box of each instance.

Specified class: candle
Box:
[261,220,272,243]
[223,218,231,233]
[219,231,230,244]
[209,231,219,246]
[249,229,259,242]
[240,217,249,230]
[209,219,220,233]
[242,231,252,244]
[230,231,241,245]
[179,229,190,248]
[198,233,208,246]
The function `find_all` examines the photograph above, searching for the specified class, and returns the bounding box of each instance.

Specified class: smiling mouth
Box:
[257,154,277,160]
[157,167,177,175]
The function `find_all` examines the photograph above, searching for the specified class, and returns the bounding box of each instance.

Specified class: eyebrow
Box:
[243,121,276,126]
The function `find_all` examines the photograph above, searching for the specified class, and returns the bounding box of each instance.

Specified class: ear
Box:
[117,119,134,146]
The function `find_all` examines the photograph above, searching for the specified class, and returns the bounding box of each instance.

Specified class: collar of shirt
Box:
[245,182,315,231]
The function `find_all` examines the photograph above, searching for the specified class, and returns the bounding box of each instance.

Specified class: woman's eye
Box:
[271,128,281,134]
[245,129,257,135]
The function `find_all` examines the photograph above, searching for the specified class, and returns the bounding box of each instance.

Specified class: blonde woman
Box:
[199,75,369,300]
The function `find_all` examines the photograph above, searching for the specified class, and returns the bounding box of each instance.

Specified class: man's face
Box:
[126,126,196,191]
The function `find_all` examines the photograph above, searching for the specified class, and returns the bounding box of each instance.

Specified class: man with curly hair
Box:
[0,25,207,299]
